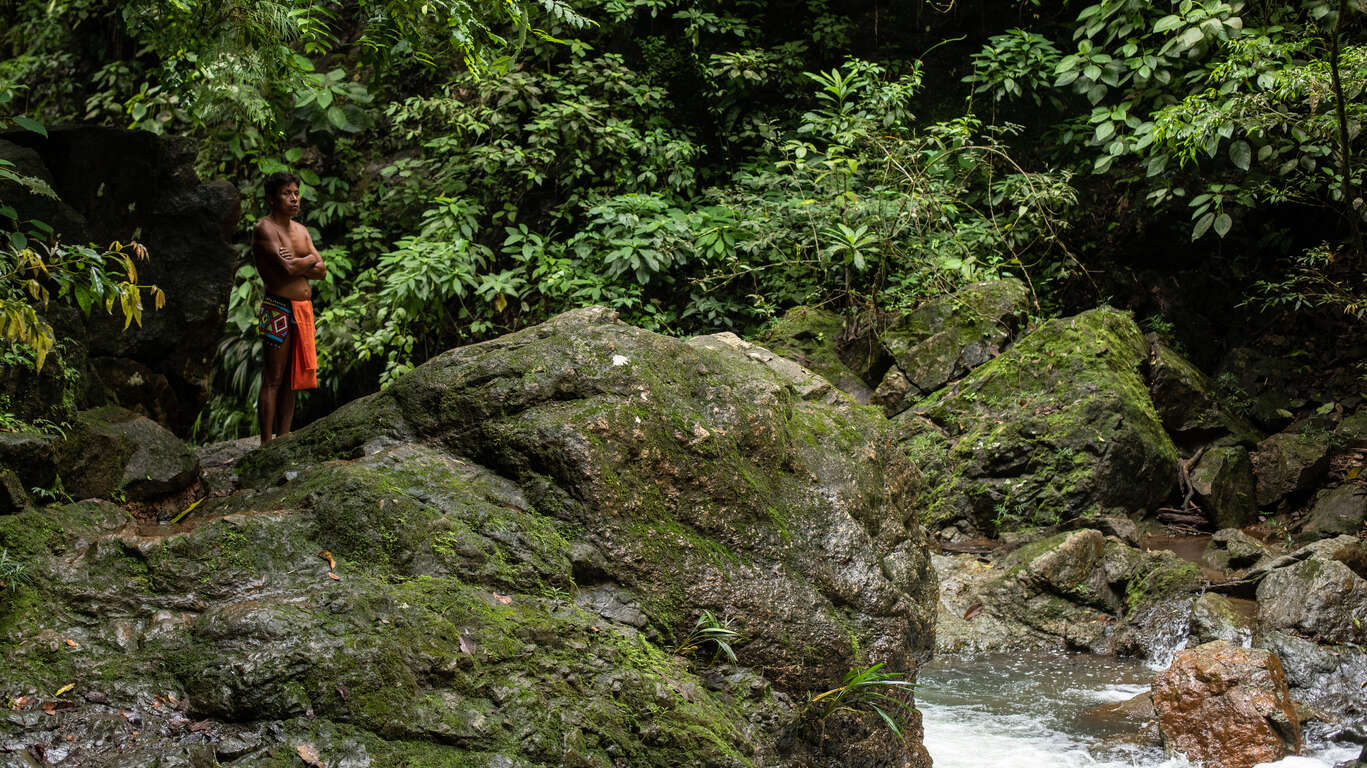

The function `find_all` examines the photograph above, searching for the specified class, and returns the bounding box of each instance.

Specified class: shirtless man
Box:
[253,171,325,445]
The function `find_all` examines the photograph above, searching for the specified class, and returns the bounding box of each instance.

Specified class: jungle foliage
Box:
[1,0,1363,438]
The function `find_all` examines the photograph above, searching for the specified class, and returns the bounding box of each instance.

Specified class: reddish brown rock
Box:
[1152,641,1301,768]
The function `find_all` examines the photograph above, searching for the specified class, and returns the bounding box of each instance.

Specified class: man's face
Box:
[270,183,301,217]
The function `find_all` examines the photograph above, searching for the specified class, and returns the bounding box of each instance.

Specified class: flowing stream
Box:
[916,653,1360,768]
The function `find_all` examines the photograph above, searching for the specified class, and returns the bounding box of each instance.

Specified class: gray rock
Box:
[58,406,199,500]
[1257,630,1367,725]
[1146,338,1261,444]
[1335,407,1367,450]
[877,279,1029,412]
[1191,447,1258,529]
[871,367,910,415]
[0,432,59,492]
[1188,592,1255,647]
[1257,557,1367,644]
[1251,431,1332,507]
[1298,484,1367,540]
[1205,528,1269,572]
[1069,515,1140,546]
[194,436,258,497]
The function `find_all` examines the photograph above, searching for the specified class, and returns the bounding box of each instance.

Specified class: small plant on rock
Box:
[673,610,743,663]
[0,548,29,592]
[808,663,917,742]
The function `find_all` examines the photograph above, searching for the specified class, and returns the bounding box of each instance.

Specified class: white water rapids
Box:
[916,653,1360,768]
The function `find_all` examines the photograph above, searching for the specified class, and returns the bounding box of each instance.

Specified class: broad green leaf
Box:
[1177,27,1204,50]
[325,105,352,131]
[1153,14,1184,33]
[1230,141,1251,171]
[1213,213,1232,238]
[1192,212,1216,239]
[316,89,334,109]
[12,115,46,137]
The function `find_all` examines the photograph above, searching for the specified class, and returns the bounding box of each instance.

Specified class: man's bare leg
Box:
[258,339,291,445]
[274,337,296,438]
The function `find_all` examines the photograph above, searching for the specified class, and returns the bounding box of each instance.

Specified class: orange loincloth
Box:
[290,299,318,390]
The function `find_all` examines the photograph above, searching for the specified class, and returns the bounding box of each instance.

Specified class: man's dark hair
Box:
[264,171,301,201]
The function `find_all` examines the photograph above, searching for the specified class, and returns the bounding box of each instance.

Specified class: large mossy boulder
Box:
[57,406,200,501]
[1190,447,1258,530]
[897,306,1179,533]
[755,306,874,402]
[1145,338,1260,445]
[2,308,937,767]
[873,279,1029,415]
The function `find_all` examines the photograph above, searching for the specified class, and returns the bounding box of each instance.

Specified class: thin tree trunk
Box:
[1329,0,1364,255]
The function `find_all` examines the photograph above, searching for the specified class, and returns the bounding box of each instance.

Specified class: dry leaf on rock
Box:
[319,551,336,570]
[493,592,513,605]
[296,743,325,767]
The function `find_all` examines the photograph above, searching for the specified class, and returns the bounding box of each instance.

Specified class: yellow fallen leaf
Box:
[1348,467,1361,481]
[327,571,341,581]
[297,744,324,767]
[54,683,74,697]
[64,638,79,648]
[319,550,336,570]
[493,592,513,605]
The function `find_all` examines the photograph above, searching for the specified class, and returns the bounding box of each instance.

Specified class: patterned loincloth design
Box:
[259,294,293,348]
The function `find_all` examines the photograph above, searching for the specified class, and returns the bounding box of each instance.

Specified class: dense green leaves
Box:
[4,0,1364,439]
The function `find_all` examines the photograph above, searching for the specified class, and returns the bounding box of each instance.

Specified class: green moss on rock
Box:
[897,307,1179,533]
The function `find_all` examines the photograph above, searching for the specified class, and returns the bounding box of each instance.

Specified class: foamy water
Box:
[917,654,1359,768]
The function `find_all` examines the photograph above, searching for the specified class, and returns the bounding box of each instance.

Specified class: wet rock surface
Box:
[930,531,1205,659]
[1,308,937,767]
[1152,641,1301,768]
[1256,556,1367,644]
[1255,630,1367,731]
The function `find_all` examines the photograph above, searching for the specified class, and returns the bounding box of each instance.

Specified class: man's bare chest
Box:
[271,222,310,256]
